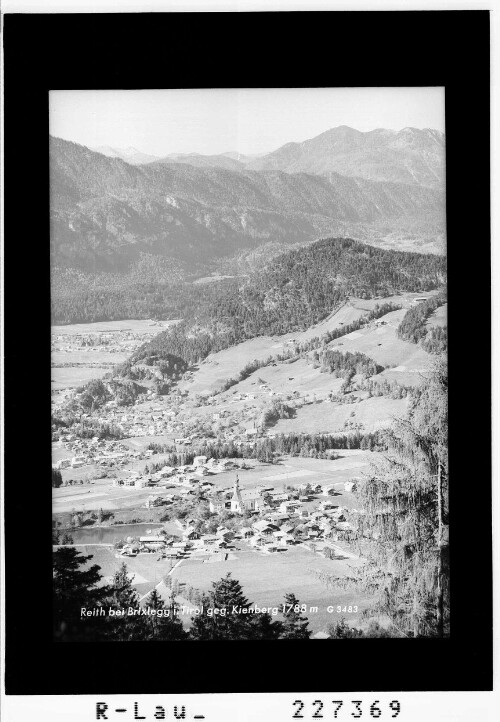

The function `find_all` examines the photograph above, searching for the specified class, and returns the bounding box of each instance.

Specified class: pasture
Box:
[52,319,179,336]
[178,293,437,398]
[76,539,376,632]
[51,366,109,391]
[51,318,179,391]
[328,309,432,383]
[271,395,407,435]
[172,544,374,633]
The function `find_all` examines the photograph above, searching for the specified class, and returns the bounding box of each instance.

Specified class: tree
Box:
[189,574,254,640]
[250,611,283,640]
[104,562,148,641]
[142,588,188,641]
[346,356,449,637]
[52,468,63,488]
[53,547,109,641]
[280,593,311,639]
[78,378,111,412]
[340,369,355,395]
[327,618,364,639]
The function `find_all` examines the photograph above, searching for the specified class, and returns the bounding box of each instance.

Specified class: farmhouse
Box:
[139,536,165,550]
[54,458,71,470]
[322,484,337,496]
[183,529,200,541]
[252,519,278,535]
[209,496,231,514]
[269,492,289,503]
[279,500,301,514]
[240,526,254,538]
[144,495,165,508]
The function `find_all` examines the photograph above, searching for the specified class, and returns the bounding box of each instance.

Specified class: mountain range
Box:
[91,145,160,165]
[247,126,445,188]
[50,128,446,275]
[94,126,445,188]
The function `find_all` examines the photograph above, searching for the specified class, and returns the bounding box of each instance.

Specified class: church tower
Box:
[230,474,244,514]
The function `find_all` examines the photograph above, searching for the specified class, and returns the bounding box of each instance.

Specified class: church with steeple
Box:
[230,474,261,514]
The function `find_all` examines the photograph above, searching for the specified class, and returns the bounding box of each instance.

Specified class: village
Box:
[51,293,441,632]
[53,448,369,634]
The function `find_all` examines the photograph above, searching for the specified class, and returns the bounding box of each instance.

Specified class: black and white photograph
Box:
[3,7,494,711]
[49,87,449,642]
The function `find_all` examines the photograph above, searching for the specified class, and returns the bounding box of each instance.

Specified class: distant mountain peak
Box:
[247,124,445,188]
[91,144,159,165]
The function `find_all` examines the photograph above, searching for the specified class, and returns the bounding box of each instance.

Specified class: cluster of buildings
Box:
[51,328,158,355]
[204,476,357,550]
[112,456,242,494]
[53,438,142,470]
[108,471,359,562]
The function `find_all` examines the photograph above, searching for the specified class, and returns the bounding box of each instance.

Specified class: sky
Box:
[49,87,445,157]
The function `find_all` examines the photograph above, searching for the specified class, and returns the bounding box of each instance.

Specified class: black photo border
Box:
[3,9,492,695]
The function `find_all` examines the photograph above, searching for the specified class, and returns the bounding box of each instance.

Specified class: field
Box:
[172,544,373,633]
[197,451,380,495]
[224,357,344,401]
[51,366,112,391]
[272,396,408,435]
[178,293,436,400]
[328,309,432,386]
[52,292,441,637]
[51,319,175,335]
[54,452,379,518]
[51,318,179,392]
[76,544,177,599]
[76,535,375,634]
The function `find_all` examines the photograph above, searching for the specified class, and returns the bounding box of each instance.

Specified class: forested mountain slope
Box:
[123,237,447,369]
[248,126,445,188]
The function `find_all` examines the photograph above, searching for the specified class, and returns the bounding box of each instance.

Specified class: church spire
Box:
[231,474,243,514]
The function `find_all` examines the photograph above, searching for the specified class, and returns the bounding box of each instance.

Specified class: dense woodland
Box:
[319,349,384,377]
[397,291,447,350]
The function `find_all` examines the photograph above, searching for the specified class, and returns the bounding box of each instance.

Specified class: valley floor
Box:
[52,290,444,637]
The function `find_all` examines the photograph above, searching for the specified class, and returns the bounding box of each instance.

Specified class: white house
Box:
[322,484,337,496]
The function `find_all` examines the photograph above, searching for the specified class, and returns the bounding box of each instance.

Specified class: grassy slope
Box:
[425,302,447,328]
[174,292,435,435]
[177,293,435,397]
